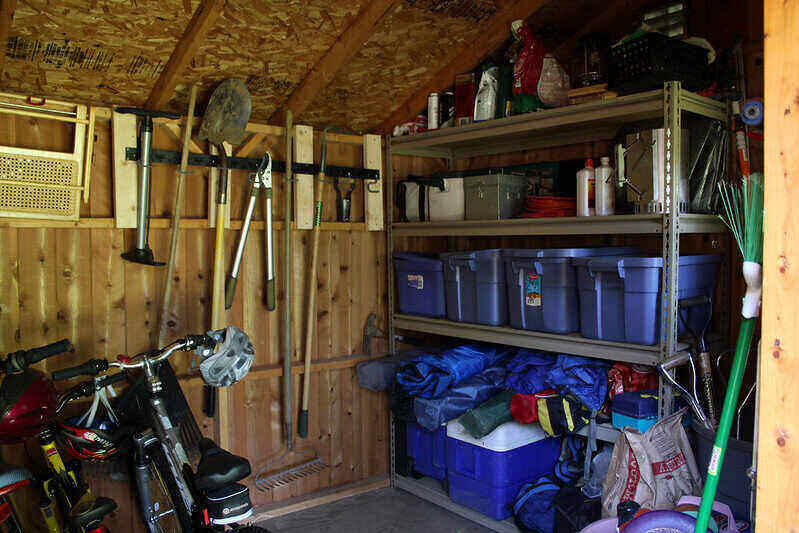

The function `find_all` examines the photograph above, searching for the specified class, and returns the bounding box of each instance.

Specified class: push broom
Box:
[693,172,763,532]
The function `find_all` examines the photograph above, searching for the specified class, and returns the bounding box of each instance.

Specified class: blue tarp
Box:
[396,344,514,398]
[546,354,610,411]
[505,350,556,394]
[413,366,507,431]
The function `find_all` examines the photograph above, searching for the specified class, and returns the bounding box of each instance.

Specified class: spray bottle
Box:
[595,156,615,216]
[576,158,595,217]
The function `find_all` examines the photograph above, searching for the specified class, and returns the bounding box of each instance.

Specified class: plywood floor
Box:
[259,487,490,532]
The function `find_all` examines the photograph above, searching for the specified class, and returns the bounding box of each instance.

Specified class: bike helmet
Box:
[56,421,120,461]
[195,326,254,387]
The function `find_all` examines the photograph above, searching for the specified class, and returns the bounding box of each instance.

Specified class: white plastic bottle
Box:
[595,156,615,216]
[576,158,595,217]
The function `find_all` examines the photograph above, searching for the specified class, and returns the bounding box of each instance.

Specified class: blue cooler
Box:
[394,253,446,318]
[441,249,507,326]
[406,422,447,481]
[575,254,721,345]
[446,420,561,520]
[611,389,659,433]
[503,248,638,334]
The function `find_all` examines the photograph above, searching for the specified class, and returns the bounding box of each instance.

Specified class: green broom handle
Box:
[694,317,755,533]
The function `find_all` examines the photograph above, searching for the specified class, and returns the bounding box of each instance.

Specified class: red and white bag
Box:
[601,410,702,517]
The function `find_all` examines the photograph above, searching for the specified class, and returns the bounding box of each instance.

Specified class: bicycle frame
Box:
[125,344,198,530]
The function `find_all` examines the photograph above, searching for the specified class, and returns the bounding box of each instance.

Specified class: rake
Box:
[254,111,325,491]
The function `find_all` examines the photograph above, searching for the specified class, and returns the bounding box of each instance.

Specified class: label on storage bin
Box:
[525,274,542,307]
[407,274,424,290]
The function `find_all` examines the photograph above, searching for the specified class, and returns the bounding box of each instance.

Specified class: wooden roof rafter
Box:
[378,0,554,133]
[145,0,225,110]
[235,0,401,158]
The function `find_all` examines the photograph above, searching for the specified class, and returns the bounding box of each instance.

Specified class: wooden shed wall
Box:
[0,110,389,530]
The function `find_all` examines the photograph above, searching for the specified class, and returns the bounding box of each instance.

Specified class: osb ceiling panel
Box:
[3,0,185,105]
[164,0,370,120]
[2,0,611,130]
[298,0,499,133]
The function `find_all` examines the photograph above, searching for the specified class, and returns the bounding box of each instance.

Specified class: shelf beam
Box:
[392,214,725,237]
[390,88,727,159]
[394,314,681,366]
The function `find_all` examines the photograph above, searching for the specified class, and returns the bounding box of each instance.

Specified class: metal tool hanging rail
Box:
[124,147,380,186]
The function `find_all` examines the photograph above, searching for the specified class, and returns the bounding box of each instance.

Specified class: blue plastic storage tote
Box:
[503,248,638,334]
[446,420,561,520]
[406,422,447,481]
[575,254,721,345]
[394,253,446,318]
[441,249,507,326]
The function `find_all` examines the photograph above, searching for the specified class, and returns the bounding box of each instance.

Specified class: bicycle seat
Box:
[0,465,32,498]
[69,496,117,530]
[194,438,251,492]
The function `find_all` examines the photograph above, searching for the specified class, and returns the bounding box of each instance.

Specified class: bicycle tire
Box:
[138,445,194,533]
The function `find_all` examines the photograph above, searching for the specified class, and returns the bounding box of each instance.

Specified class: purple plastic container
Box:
[503,247,638,334]
[574,254,721,345]
[441,249,507,326]
[394,253,446,318]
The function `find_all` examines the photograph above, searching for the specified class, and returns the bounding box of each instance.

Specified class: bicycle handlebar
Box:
[51,334,216,378]
[52,359,109,381]
[2,339,73,374]
[56,371,129,413]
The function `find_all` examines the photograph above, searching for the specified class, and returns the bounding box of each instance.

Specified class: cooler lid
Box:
[393,252,444,271]
[446,419,548,452]
[611,389,658,419]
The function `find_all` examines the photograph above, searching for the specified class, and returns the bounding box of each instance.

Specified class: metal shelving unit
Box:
[394,314,686,366]
[385,82,729,525]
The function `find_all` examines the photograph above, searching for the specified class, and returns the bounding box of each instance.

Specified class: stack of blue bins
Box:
[573,254,722,344]
[441,249,507,326]
[502,247,639,333]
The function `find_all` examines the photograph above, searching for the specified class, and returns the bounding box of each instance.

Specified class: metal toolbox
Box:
[464,173,527,220]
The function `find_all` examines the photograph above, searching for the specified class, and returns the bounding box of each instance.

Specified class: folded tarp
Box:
[356,350,428,392]
[505,350,556,394]
[459,390,516,439]
[546,354,610,412]
[396,344,514,398]
[413,366,507,432]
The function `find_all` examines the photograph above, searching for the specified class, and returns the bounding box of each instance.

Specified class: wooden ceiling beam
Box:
[0,0,18,76]
[551,0,634,65]
[145,0,224,110]
[378,0,552,133]
[267,0,401,127]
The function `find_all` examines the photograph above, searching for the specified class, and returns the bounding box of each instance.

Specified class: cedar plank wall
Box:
[0,113,389,531]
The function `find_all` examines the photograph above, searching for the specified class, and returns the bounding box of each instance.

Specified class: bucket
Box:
[579,518,616,533]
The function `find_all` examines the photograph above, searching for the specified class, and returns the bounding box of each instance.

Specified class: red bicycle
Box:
[0,340,117,533]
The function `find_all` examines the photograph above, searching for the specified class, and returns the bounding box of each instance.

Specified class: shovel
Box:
[197,79,252,417]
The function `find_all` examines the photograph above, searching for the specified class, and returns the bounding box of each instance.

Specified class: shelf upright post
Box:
[386,135,398,488]
[659,82,683,419]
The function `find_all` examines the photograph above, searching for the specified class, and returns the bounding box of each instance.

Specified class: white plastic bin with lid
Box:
[427,178,465,221]
[445,420,561,520]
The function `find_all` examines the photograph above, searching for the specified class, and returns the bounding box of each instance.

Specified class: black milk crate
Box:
[608,33,708,94]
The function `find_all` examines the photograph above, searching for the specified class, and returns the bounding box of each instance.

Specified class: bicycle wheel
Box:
[138,445,193,533]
